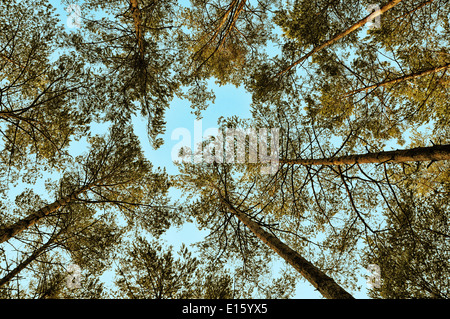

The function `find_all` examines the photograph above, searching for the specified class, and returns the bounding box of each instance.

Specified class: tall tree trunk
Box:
[275,0,403,78]
[280,144,450,166]
[344,63,450,97]
[0,181,99,244]
[0,232,59,288]
[215,190,354,299]
[130,0,144,60]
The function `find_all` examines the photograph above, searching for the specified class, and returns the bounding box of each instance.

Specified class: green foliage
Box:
[181,0,277,87]
[114,237,239,299]
[364,188,450,299]
[0,0,449,300]
[0,0,94,169]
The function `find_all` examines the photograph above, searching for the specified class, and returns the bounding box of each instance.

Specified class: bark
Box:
[0,182,99,244]
[215,0,246,50]
[130,0,144,59]
[214,189,354,299]
[0,232,59,288]
[344,63,450,97]
[275,0,403,78]
[280,144,450,166]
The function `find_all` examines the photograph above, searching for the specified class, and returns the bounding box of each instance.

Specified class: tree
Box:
[66,0,188,148]
[0,123,174,244]
[216,188,354,299]
[237,2,450,296]
[198,96,448,298]
[364,184,450,298]
[274,0,404,77]
[0,0,95,170]
[175,151,354,299]
[114,237,240,299]
[0,124,176,297]
[181,0,277,87]
[280,144,450,165]
[0,204,122,296]
[248,0,448,146]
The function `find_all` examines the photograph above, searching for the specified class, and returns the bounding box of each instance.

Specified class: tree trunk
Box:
[217,193,354,299]
[0,183,96,244]
[130,0,144,59]
[344,63,450,97]
[215,0,246,50]
[280,144,450,166]
[275,0,403,77]
[0,232,59,288]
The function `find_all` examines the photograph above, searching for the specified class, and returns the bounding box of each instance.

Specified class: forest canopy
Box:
[0,0,449,299]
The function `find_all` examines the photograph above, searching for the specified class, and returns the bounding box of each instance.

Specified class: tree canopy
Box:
[0,0,448,299]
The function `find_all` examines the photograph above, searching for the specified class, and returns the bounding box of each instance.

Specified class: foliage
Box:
[0,0,448,299]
